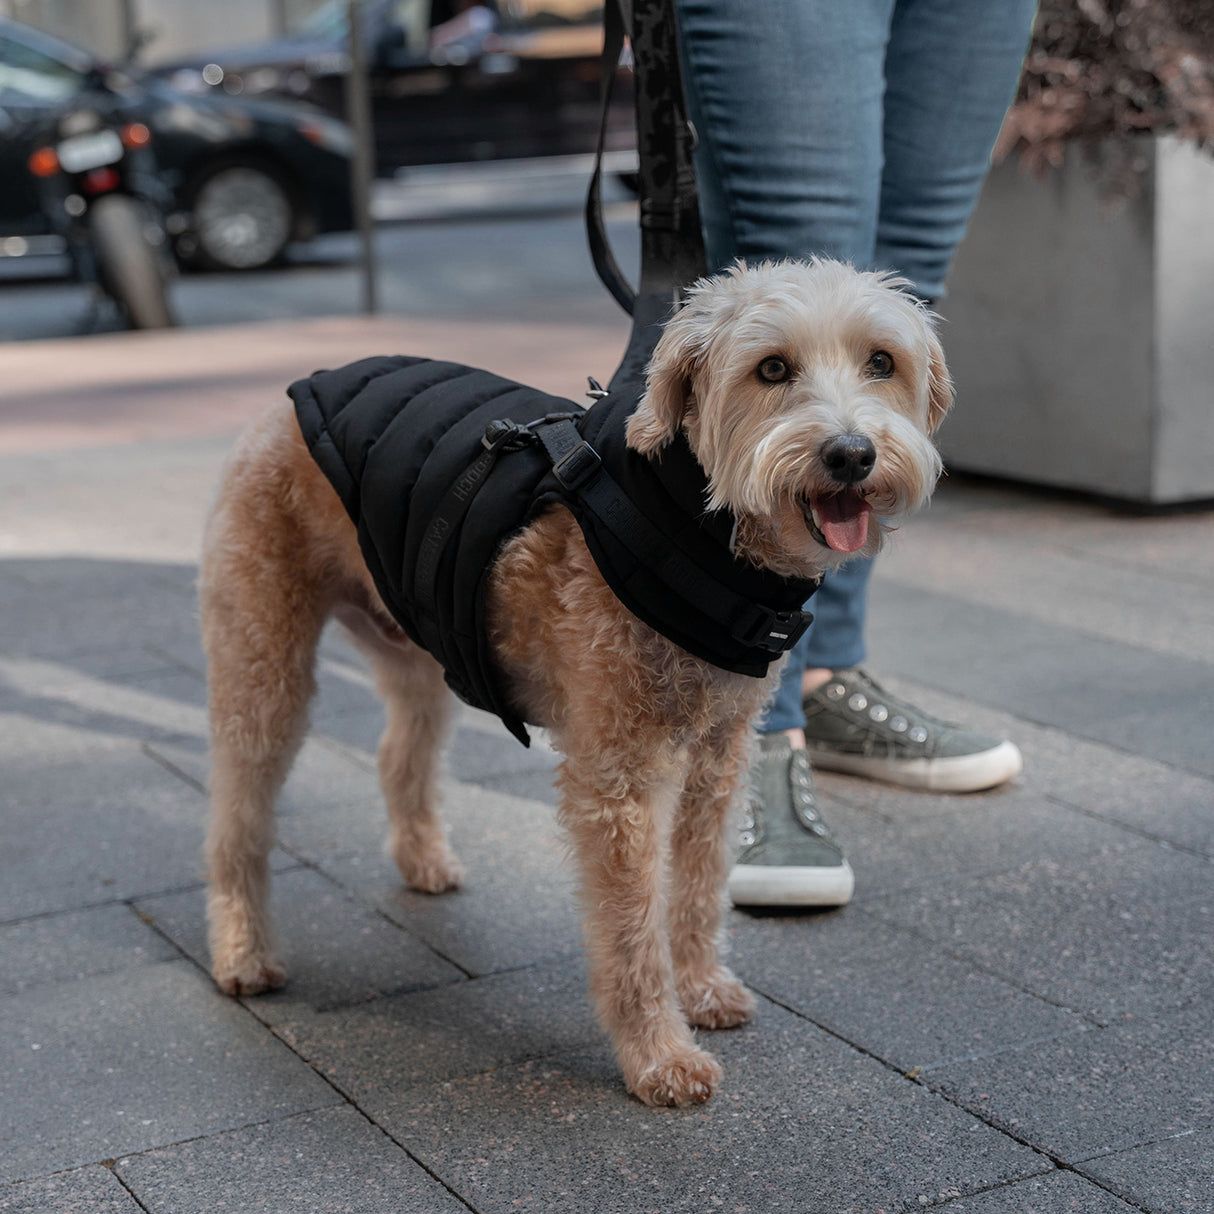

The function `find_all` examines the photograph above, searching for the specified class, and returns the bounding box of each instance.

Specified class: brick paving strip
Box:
[0,316,629,454]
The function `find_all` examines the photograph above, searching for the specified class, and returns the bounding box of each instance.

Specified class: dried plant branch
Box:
[996,0,1214,192]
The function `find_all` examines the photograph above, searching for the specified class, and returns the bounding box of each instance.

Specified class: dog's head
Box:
[626,258,952,577]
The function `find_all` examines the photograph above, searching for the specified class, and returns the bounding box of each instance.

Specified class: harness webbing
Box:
[530,417,814,658]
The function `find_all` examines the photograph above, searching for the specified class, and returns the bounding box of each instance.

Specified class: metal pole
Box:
[117,0,138,59]
[345,0,378,314]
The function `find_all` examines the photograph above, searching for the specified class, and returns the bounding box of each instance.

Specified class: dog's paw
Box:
[399,852,466,894]
[680,970,756,1029]
[212,954,287,997]
[392,838,465,894]
[630,1046,723,1107]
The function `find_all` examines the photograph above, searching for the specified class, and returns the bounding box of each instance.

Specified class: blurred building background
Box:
[0,0,325,61]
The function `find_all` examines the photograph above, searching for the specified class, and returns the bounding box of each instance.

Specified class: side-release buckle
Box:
[551,439,602,491]
[481,419,532,452]
[734,608,813,656]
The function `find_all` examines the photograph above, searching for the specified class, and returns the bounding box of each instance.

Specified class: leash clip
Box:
[481,419,534,453]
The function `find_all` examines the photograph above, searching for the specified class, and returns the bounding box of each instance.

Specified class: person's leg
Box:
[875,0,1039,301]
[675,0,894,272]
[677,0,893,906]
[795,0,1035,792]
[758,631,814,735]
[678,0,893,717]
[800,557,873,672]
[758,555,873,729]
[753,0,1038,720]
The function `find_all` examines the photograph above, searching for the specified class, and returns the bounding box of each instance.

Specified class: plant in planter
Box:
[997,0,1214,192]
[938,0,1214,504]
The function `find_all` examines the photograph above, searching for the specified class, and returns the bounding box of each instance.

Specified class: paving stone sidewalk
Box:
[1,319,1211,1214]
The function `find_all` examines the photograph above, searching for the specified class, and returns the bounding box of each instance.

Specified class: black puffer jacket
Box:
[290,355,818,744]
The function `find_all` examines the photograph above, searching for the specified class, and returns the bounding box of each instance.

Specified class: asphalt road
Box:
[0,166,641,342]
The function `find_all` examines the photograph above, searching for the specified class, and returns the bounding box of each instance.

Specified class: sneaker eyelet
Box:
[869,704,888,722]
[908,725,928,743]
[848,693,868,712]
[826,683,846,700]
[739,830,755,846]
[890,715,909,733]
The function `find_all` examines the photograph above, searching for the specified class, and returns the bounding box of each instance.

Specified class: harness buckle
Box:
[735,608,813,656]
[481,419,532,452]
[551,439,602,491]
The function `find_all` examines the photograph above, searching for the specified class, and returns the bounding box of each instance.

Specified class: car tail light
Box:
[28,147,60,177]
[82,166,121,195]
[120,122,152,148]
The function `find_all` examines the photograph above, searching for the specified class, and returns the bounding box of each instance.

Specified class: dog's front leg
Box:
[669,717,757,1029]
[558,746,723,1106]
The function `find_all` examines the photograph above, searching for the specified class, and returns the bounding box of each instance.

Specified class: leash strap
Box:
[586,0,707,346]
[585,0,634,314]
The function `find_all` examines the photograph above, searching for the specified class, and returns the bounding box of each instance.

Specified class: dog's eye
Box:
[756,357,790,384]
[866,350,895,379]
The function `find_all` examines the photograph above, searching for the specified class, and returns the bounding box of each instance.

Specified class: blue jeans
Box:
[673,0,1035,731]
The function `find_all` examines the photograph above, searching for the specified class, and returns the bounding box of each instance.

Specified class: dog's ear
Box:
[626,309,699,455]
[924,328,954,434]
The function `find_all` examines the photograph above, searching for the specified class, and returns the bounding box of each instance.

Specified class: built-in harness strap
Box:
[411,415,549,615]
[411,403,813,669]
[531,417,813,659]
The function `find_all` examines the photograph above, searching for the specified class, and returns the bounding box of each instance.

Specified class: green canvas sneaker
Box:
[802,667,1022,792]
[728,732,855,908]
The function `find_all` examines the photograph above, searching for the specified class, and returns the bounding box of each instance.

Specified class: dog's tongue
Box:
[814,490,871,553]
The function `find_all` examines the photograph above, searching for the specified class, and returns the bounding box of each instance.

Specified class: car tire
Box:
[89,194,175,330]
[185,160,295,271]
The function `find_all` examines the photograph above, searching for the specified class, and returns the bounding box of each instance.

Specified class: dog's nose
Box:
[821,434,877,484]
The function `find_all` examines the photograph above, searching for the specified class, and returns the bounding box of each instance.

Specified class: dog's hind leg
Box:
[558,738,724,1107]
[200,504,328,997]
[341,612,464,894]
[669,718,757,1029]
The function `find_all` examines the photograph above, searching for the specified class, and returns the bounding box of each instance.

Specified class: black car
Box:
[0,17,354,271]
[155,0,634,176]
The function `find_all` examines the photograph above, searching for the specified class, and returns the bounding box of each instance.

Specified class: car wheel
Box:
[188,162,294,271]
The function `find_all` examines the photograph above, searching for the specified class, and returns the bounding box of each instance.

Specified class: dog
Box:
[199,258,951,1107]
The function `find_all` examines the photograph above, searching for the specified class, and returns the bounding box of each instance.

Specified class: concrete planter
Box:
[938,135,1214,504]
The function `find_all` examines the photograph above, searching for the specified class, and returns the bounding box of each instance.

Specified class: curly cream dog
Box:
[199,258,951,1107]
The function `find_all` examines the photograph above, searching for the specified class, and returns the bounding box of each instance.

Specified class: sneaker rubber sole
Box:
[728,858,855,907]
[807,738,1023,792]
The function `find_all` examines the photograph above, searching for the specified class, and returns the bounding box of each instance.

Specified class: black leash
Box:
[586,0,708,386]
